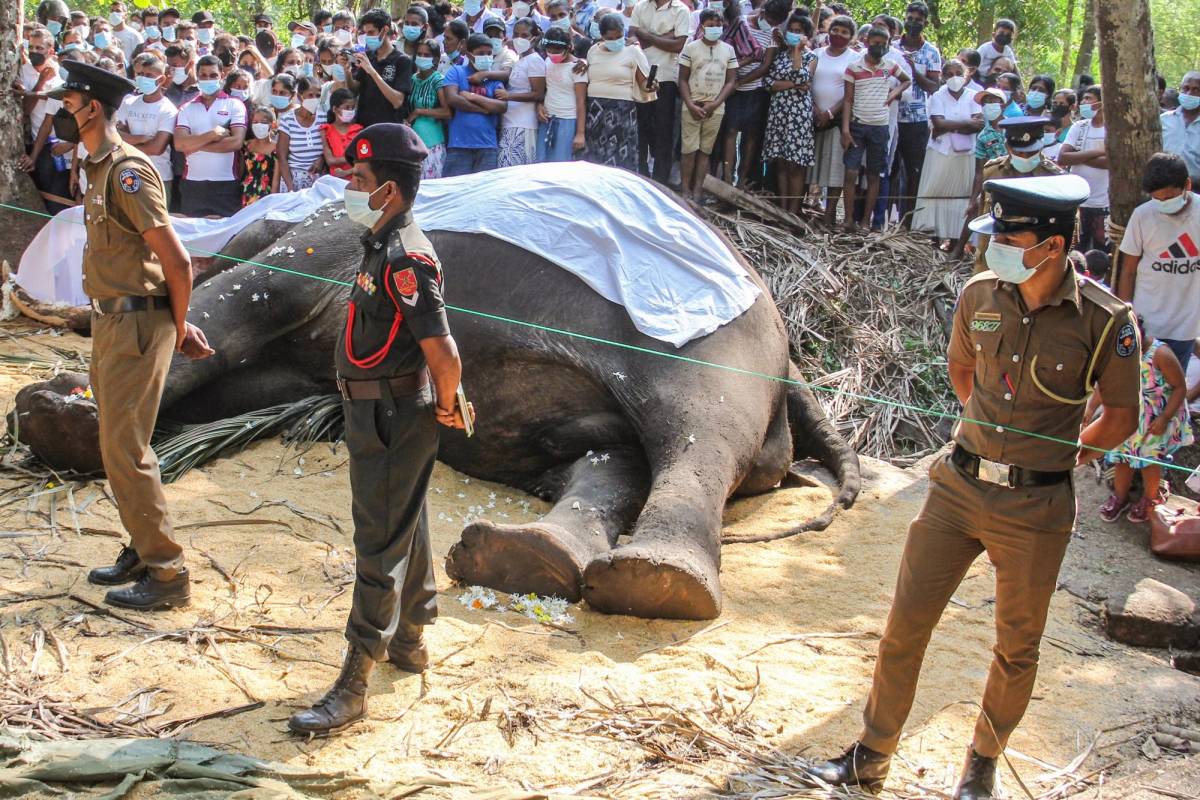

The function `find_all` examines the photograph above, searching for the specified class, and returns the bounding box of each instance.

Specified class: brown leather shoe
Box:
[953,748,997,800]
[386,623,429,673]
[802,742,891,794]
[288,647,375,735]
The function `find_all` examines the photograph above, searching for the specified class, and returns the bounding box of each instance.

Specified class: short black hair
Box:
[1029,74,1055,95]
[995,18,1016,31]
[1081,84,1101,102]
[313,9,332,25]
[762,0,793,24]
[1142,152,1190,192]
[958,48,980,69]
[358,8,392,31]
[445,19,469,42]
[418,38,442,61]
[828,14,856,34]
[163,43,191,61]
[905,1,929,18]
[698,8,723,25]
[598,13,626,36]
[368,159,422,206]
[1083,249,1110,281]
[866,25,889,41]
[787,11,814,36]
[196,53,221,71]
[466,32,492,52]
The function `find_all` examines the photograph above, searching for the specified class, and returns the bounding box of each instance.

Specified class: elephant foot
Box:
[445,519,588,602]
[10,373,104,475]
[583,543,721,620]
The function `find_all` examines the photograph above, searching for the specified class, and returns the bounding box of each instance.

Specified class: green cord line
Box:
[1,200,1192,476]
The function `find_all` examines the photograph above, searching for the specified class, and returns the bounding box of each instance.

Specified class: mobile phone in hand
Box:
[456,384,474,437]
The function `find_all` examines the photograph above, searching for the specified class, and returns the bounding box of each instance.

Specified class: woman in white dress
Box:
[911,59,982,245]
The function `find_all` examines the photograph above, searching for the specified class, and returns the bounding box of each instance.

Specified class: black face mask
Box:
[994,33,1011,46]
[868,44,885,59]
[29,51,47,68]
[904,19,924,35]
[52,106,87,144]
[1051,104,1070,116]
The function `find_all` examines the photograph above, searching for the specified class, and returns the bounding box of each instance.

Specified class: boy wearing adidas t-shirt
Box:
[1117,152,1200,370]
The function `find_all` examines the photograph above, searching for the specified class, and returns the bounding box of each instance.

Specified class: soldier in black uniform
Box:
[288,123,471,735]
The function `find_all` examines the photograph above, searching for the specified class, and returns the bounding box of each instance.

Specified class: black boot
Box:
[288,647,375,735]
[802,742,891,794]
[954,749,997,800]
[103,569,190,610]
[88,546,147,586]
[386,623,429,673]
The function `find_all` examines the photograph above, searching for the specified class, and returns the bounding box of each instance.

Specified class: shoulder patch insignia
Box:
[1115,322,1137,358]
[393,267,419,306]
[118,168,141,194]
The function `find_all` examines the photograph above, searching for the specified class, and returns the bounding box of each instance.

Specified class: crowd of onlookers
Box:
[13,0,1200,521]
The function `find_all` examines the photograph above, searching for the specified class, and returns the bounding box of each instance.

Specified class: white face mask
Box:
[984,239,1051,284]
[513,1,531,16]
[945,75,966,93]
[338,108,356,122]
[334,28,353,44]
[171,65,188,84]
[301,97,319,113]
[512,37,532,54]
[344,183,388,228]
[252,122,271,138]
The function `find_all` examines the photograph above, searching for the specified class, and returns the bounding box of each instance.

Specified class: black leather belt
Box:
[337,370,429,401]
[950,445,1071,489]
[92,295,170,314]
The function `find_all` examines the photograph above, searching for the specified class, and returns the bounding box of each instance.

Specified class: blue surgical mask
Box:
[270,93,290,109]
[161,24,175,39]
[985,239,1050,284]
[329,63,346,81]
[472,54,494,70]
[1153,192,1190,215]
[1041,132,1057,146]
[135,75,159,94]
[403,24,423,41]
[415,55,434,70]
[589,21,601,38]
[1180,94,1200,111]
[757,16,773,32]
[1080,101,1096,119]
[553,17,571,29]
[1010,152,1042,173]
[109,12,124,26]
[364,34,382,51]
[702,26,722,42]
[489,36,504,54]
[982,103,1002,121]
[58,64,70,81]
[302,62,314,77]
[93,32,110,49]
[464,0,483,15]
[197,27,214,44]
[144,24,160,39]
[603,37,625,52]
[47,20,63,35]
[197,78,221,96]
[323,24,333,33]
[1025,89,1047,109]
[784,31,802,47]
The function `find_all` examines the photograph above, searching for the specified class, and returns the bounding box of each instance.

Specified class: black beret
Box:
[969,175,1091,235]
[999,115,1050,153]
[346,123,429,167]
[48,61,135,109]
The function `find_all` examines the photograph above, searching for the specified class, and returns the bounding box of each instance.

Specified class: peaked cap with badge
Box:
[997,115,1052,153]
[48,61,136,108]
[969,174,1091,236]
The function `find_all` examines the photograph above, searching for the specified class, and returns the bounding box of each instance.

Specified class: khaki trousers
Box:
[860,453,1075,758]
[90,307,183,577]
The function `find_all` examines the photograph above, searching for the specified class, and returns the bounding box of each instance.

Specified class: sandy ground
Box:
[0,321,1198,799]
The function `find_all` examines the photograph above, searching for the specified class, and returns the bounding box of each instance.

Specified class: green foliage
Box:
[22,0,1200,82]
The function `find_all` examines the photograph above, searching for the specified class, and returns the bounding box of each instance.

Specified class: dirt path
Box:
[0,323,1197,798]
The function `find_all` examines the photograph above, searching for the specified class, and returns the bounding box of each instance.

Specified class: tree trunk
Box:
[1059,0,1076,83]
[0,1,48,268]
[1072,0,1097,86]
[974,0,995,46]
[1095,0,1161,289]
[390,0,411,19]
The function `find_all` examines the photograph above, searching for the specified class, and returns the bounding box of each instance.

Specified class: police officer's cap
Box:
[47,61,135,109]
[346,123,429,167]
[999,115,1050,153]
[969,175,1090,236]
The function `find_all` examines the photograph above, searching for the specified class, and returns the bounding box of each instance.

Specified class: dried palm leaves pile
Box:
[700,198,973,463]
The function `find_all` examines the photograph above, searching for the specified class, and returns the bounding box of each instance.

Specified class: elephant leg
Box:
[445,445,649,602]
[583,462,728,620]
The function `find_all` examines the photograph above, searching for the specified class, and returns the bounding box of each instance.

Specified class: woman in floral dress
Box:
[1098,329,1194,524]
[762,12,816,216]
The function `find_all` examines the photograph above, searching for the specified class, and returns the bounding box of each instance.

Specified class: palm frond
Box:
[153,394,343,484]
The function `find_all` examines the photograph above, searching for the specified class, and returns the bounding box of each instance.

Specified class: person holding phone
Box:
[348,8,415,127]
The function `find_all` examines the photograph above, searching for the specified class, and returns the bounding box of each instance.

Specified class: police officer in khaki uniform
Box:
[805,175,1141,799]
[969,115,1066,272]
[49,63,213,611]
[288,124,471,736]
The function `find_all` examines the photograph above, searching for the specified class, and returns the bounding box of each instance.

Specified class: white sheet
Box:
[16,163,759,346]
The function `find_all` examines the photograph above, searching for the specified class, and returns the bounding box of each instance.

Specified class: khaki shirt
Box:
[629,0,691,83]
[81,133,171,300]
[974,155,1066,273]
[948,267,1141,471]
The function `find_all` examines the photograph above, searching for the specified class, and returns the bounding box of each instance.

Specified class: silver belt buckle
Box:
[977,457,1013,488]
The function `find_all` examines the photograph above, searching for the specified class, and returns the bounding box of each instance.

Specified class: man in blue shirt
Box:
[1162,71,1200,186]
[442,34,509,176]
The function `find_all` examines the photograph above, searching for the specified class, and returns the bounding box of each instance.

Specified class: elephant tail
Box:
[724,362,861,544]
